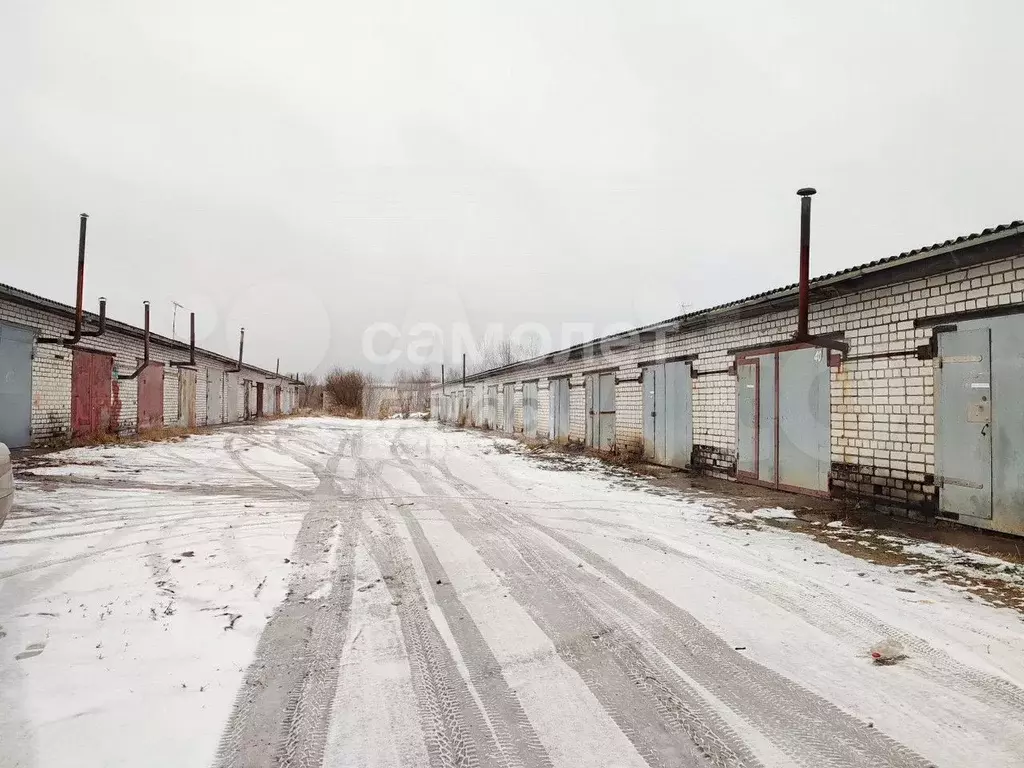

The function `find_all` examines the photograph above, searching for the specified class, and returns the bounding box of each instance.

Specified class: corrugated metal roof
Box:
[677,219,1024,317]
[452,218,1024,385]
[0,281,296,382]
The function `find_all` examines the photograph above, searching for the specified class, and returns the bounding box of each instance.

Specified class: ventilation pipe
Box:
[441,364,445,395]
[227,328,245,373]
[123,302,152,380]
[462,353,466,387]
[796,187,815,339]
[80,298,107,338]
[789,188,849,355]
[170,312,196,367]
[38,214,92,345]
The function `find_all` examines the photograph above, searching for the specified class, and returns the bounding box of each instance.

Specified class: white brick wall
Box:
[0,295,297,444]
[432,239,1024,512]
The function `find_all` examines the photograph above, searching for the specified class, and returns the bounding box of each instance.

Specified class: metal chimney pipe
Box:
[81,297,107,338]
[796,188,816,338]
[462,353,466,387]
[170,312,197,367]
[125,301,152,379]
[67,213,89,345]
[276,358,280,375]
[143,301,150,361]
[41,213,91,345]
[441,364,445,395]
[227,328,245,372]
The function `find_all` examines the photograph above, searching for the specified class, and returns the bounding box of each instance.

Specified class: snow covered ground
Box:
[1,417,1023,768]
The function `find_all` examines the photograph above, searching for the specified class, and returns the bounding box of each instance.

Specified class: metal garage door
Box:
[503,384,515,433]
[522,381,538,438]
[642,360,693,468]
[585,372,616,450]
[137,363,164,431]
[548,378,570,442]
[226,374,241,422]
[735,345,829,494]
[486,385,498,428]
[934,314,1024,536]
[206,370,223,425]
[0,323,33,448]
[936,327,992,520]
[72,349,114,439]
[178,368,197,427]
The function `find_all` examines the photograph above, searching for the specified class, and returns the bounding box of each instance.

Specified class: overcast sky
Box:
[2,1,1021,375]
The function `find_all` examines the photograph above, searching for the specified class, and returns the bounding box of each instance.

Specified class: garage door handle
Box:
[981,423,989,436]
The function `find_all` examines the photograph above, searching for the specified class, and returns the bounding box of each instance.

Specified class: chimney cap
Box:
[797,187,817,197]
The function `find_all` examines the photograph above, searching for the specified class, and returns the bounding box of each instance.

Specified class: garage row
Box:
[0,286,300,449]
[431,219,1024,538]
[433,348,830,493]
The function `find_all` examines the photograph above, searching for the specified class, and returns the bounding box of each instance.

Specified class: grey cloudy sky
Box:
[2,1,1021,375]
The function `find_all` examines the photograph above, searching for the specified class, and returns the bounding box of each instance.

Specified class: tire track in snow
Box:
[471,439,1024,730]
[358,455,554,768]
[398,434,932,768]
[624,533,1024,720]
[225,436,310,501]
[214,435,356,768]
[383,433,757,768]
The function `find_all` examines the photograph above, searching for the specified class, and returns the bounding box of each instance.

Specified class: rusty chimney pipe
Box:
[41,214,91,345]
[796,187,816,339]
[81,297,107,338]
[228,328,245,373]
[144,301,150,360]
[125,301,152,379]
[67,213,89,346]
[170,312,196,367]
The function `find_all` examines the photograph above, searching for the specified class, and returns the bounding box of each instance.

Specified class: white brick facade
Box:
[432,225,1024,526]
[0,289,300,445]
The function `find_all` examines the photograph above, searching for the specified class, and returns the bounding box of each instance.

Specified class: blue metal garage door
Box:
[0,323,33,448]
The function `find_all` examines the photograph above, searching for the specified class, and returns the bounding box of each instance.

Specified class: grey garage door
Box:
[735,345,829,494]
[642,360,693,468]
[503,384,515,433]
[0,323,33,448]
[206,370,224,425]
[585,372,616,450]
[549,378,570,442]
[522,381,538,438]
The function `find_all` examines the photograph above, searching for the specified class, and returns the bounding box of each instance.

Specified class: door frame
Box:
[0,321,35,448]
[735,357,760,482]
[735,343,832,498]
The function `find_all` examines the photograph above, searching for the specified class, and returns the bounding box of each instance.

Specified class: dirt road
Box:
[2,418,1023,767]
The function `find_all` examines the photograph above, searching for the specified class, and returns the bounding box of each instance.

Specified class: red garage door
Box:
[72,349,114,439]
[138,363,164,431]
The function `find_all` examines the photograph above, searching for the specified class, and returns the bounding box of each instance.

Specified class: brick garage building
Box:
[0,283,301,447]
[433,219,1024,537]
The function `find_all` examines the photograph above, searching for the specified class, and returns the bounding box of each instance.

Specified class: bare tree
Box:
[296,372,323,409]
[324,367,373,416]
[390,364,435,417]
[467,338,539,375]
